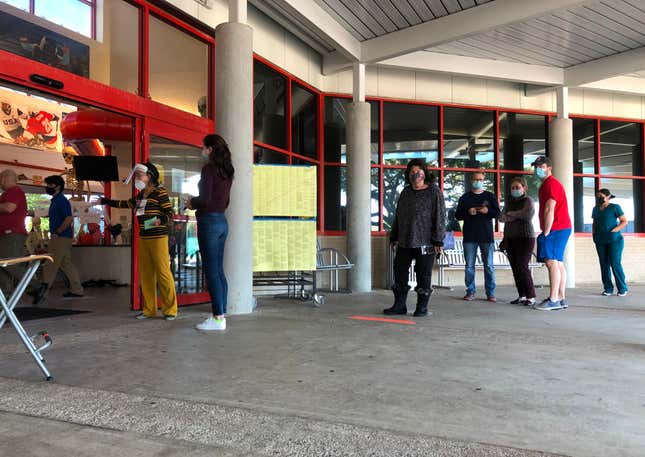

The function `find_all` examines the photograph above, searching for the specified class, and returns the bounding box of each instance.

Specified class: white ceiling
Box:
[313,0,494,41]
[429,0,645,68]
[256,0,645,94]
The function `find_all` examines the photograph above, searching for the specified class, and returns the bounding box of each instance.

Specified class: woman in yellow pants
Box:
[101,162,177,320]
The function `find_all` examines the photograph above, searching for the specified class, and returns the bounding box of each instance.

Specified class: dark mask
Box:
[411,171,424,182]
[45,187,56,195]
[596,197,606,205]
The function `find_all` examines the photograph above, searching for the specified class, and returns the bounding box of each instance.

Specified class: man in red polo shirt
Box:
[0,169,32,292]
[532,156,572,311]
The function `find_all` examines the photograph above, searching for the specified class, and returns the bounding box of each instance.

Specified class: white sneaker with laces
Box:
[196,316,226,331]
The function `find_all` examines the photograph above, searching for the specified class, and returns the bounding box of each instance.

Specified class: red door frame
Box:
[143,118,211,307]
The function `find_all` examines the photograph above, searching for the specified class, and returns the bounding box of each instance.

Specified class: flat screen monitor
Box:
[73,156,119,182]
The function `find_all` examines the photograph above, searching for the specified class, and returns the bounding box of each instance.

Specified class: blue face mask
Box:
[472,181,484,190]
[535,167,547,180]
[511,189,524,198]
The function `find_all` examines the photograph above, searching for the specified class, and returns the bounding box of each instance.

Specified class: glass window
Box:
[573,118,596,174]
[371,167,379,231]
[291,84,317,159]
[1,0,29,11]
[382,168,406,232]
[600,178,643,233]
[324,166,346,231]
[499,112,546,171]
[599,121,643,177]
[444,107,495,169]
[149,15,208,116]
[323,97,378,164]
[149,136,205,294]
[383,102,438,167]
[34,0,92,38]
[107,0,139,95]
[254,61,286,149]
[254,147,288,165]
[573,176,595,233]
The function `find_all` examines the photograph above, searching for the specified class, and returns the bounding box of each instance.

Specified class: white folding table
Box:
[0,255,54,381]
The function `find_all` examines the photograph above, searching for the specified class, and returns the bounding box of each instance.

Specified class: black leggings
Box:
[394,247,435,291]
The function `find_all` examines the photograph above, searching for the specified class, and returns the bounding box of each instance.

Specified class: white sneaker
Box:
[196,316,226,331]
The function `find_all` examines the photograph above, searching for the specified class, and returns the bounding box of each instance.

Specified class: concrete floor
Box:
[0,285,644,457]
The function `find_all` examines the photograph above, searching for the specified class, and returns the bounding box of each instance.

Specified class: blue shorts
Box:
[537,228,571,262]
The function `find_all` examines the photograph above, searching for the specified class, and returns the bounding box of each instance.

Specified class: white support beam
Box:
[361,0,589,64]
[379,51,564,85]
[564,46,645,87]
[556,86,569,119]
[266,0,361,61]
[229,0,247,23]
[353,63,365,102]
[580,76,645,96]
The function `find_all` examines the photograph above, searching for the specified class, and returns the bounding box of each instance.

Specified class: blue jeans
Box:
[463,242,496,297]
[595,239,627,294]
[197,213,228,316]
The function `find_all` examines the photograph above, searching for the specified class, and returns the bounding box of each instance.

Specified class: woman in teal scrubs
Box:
[592,189,628,296]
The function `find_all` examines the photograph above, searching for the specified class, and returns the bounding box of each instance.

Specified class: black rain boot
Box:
[383,285,410,315]
[413,287,432,317]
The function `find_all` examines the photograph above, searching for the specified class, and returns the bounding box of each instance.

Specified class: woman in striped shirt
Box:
[101,162,177,320]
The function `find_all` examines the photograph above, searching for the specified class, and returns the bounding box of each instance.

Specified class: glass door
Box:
[144,120,209,306]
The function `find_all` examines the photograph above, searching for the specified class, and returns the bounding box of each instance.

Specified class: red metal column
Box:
[317,93,325,232]
[379,100,384,232]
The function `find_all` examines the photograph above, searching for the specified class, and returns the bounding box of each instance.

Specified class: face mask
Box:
[472,181,484,190]
[201,150,210,161]
[597,197,606,205]
[511,189,524,198]
[134,180,146,191]
[535,168,547,180]
[45,187,56,195]
[411,171,424,182]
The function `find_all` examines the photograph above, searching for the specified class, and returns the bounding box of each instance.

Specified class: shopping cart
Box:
[0,255,54,381]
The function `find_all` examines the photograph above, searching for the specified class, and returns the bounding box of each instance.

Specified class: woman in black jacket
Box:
[385,159,446,317]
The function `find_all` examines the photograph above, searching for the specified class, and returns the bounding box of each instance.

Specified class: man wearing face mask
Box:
[455,171,500,302]
[101,162,177,320]
[531,156,572,311]
[35,175,84,303]
[386,159,445,317]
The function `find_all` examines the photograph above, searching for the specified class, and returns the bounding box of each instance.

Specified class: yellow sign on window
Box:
[253,220,317,272]
[253,165,317,217]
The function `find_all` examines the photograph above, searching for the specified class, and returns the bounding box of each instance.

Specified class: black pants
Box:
[505,237,536,299]
[394,247,435,291]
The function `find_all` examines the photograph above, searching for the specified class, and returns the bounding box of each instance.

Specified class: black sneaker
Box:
[510,297,526,305]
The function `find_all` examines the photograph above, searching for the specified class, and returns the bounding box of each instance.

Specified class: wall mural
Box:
[0,85,74,153]
[0,9,90,78]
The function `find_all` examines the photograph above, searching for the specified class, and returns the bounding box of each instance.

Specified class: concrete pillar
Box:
[549,117,576,288]
[216,13,254,313]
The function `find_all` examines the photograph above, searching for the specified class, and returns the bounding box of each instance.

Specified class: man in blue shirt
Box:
[455,171,501,302]
[34,175,83,304]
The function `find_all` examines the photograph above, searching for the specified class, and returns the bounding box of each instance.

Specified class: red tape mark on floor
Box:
[349,316,416,325]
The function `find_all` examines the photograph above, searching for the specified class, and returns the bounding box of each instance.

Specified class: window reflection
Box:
[383,102,438,167]
[573,118,595,174]
[499,112,546,171]
[254,61,286,149]
[600,177,643,233]
[323,97,378,163]
[599,121,643,177]
[444,107,495,169]
[291,84,317,159]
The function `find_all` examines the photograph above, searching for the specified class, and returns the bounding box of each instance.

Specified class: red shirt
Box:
[538,175,571,232]
[0,185,28,235]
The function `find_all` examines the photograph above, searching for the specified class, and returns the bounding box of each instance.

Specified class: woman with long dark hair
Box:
[386,158,445,317]
[188,134,234,331]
